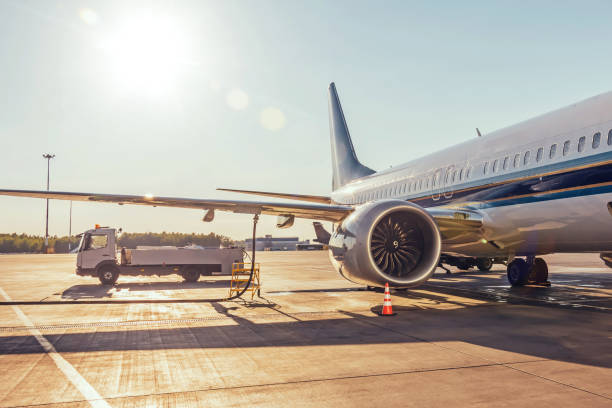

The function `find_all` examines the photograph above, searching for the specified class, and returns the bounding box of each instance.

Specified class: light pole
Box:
[42,153,55,253]
[68,201,72,252]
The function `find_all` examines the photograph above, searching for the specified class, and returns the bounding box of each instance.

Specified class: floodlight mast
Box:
[42,153,55,253]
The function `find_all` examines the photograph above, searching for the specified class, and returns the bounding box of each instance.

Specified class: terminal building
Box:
[243,235,322,251]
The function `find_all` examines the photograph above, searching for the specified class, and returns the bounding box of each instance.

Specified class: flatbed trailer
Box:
[75,227,243,285]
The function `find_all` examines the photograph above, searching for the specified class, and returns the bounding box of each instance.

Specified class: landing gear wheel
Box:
[98,265,119,285]
[531,257,549,283]
[457,260,472,271]
[507,259,529,286]
[476,257,493,271]
[181,266,200,283]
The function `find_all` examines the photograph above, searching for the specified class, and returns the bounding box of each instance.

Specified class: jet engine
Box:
[328,200,441,287]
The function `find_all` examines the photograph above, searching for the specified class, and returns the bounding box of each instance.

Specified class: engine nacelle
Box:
[328,200,442,287]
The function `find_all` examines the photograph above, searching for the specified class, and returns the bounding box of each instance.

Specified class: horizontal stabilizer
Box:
[217,188,331,204]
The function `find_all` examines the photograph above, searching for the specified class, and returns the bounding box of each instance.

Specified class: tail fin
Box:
[328,83,375,191]
[312,222,331,244]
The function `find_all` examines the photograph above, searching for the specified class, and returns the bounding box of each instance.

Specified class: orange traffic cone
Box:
[379,282,396,316]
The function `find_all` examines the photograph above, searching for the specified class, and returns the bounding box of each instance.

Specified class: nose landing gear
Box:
[507,256,550,287]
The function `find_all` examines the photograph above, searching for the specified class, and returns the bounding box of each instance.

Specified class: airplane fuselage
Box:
[331,91,612,258]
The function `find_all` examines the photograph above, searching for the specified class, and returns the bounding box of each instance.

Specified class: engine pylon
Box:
[379,283,396,316]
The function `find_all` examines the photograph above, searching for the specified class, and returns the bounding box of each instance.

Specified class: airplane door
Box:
[432,169,442,201]
[443,165,455,199]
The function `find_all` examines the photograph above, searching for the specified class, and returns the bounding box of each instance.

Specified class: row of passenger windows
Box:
[347,129,612,204]
[483,130,612,175]
[348,165,473,204]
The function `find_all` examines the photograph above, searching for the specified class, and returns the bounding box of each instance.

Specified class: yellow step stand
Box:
[229,262,261,300]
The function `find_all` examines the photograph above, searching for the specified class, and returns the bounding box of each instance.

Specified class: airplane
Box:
[2,82,612,289]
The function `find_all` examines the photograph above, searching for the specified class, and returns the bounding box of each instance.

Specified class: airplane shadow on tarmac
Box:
[61,279,232,300]
[0,300,610,370]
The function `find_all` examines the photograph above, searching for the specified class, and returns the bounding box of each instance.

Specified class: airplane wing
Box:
[0,189,351,222]
[0,189,484,231]
[217,188,331,204]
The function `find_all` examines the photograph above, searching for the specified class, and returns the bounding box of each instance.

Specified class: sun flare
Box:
[102,14,190,94]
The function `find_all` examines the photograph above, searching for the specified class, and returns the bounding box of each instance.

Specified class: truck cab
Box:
[76,227,118,278]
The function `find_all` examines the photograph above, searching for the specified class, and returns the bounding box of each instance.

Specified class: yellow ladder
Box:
[229,262,261,300]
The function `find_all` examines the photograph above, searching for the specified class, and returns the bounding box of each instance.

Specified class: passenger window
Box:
[459,168,464,181]
[466,167,471,179]
[503,157,509,170]
[578,136,585,152]
[593,132,601,149]
[549,144,556,159]
[563,140,570,156]
[536,147,543,162]
[483,162,489,174]
[513,154,520,168]
[493,159,499,172]
[608,129,612,146]
[524,151,530,165]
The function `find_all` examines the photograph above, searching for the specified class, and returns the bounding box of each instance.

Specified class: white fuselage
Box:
[331,91,612,258]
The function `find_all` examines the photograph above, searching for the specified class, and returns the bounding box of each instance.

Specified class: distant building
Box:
[243,235,310,251]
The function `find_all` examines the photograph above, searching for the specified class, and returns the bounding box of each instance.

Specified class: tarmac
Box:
[0,251,610,407]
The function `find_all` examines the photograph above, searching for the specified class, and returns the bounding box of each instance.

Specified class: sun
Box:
[102,14,190,94]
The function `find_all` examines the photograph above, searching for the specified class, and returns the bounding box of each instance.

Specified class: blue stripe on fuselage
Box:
[402,150,612,209]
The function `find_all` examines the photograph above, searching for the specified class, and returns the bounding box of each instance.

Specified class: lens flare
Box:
[260,107,286,131]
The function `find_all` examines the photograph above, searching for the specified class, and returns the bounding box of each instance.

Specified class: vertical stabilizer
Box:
[328,83,374,191]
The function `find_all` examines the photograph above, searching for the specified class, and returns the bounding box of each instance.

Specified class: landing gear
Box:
[438,255,497,273]
[529,258,549,283]
[507,259,529,286]
[506,257,549,286]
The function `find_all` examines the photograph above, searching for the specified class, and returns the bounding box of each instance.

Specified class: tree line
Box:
[0,232,233,253]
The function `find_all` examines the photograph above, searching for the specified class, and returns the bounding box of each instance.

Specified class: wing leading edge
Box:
[0,189,352,222]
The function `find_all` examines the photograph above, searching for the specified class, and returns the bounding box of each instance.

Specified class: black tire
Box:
[532,258,548,283]
[457,259,472,270]
[181,266,200,283]
[476,258,493,271]
[98,265,119,285]
[507,259,529,286]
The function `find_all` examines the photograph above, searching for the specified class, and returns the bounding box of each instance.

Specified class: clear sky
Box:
[2,0,612,241]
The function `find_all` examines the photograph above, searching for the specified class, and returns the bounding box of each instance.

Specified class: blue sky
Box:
[2,0,612,240]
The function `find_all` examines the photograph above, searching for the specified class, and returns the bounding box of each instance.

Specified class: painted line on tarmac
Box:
[0,287,111,408]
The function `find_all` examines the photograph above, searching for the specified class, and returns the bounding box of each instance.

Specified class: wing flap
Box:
[217,188,331,204]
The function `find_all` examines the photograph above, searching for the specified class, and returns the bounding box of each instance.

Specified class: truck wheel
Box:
[98,265,119,285]
[476,258,493,271]
[181,266,200,283]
